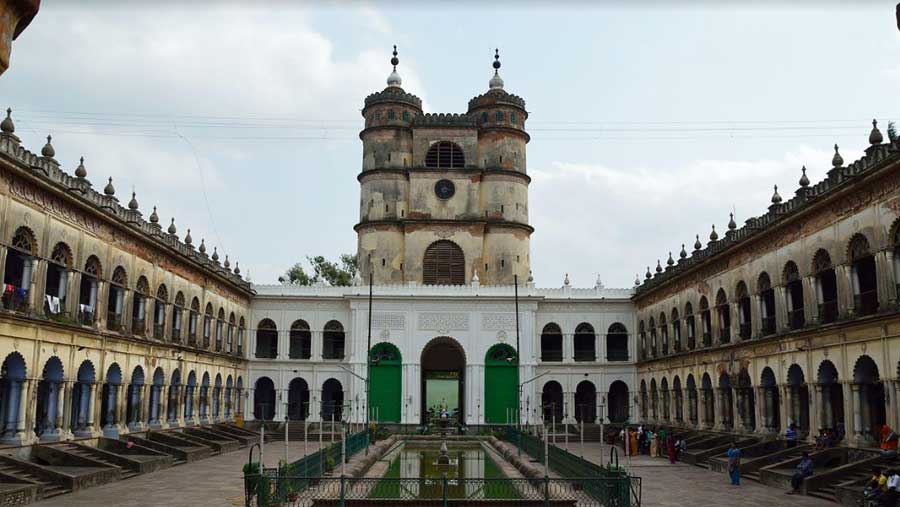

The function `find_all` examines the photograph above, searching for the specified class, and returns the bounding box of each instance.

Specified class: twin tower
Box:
[356,48,532,286]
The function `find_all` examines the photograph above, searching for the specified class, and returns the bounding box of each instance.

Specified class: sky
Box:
[1,2,898,288]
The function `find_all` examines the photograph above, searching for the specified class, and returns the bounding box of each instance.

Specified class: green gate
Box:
[484,343,518,424]
[368,342,402,422]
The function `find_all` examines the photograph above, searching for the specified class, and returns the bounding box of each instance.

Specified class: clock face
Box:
[435,179,455,200]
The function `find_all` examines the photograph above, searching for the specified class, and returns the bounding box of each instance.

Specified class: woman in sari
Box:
[629,429,638,456]
[649,430,658,457]
[667,433,677,463]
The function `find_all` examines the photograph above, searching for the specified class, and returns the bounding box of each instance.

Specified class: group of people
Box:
[726,442,813,495]
[864,469,900,506]
[621,426,686,464]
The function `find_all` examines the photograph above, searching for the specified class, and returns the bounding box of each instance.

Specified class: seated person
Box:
[786,452,814,495]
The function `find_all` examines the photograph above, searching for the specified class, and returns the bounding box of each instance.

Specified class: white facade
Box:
[246,282,637,425]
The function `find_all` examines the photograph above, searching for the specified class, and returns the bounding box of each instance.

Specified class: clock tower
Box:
[356,47,532,286]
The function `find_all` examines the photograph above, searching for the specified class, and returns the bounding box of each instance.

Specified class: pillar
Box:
[713,388,724,430]
[15,379,30,442]
[159,384,169,428]
[850,383,862,445]
[836,264,853,318]
[875,251,895,310]
[802,276,819,324]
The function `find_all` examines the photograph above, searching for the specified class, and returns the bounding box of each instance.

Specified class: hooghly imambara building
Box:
[0,47,898,450]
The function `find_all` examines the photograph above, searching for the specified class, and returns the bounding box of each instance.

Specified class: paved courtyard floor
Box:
[35,438,832,506]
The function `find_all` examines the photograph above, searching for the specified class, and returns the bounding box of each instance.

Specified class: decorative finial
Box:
[184,228,193,245]
[386,44,402,87]
[472,270,480,283]
[771,184,782,204]
[799,166,809,187]
[869,119,883,145]
[832,144,843,167]
[149,206,159,224]
[128,191,139,210]
[527,269,533,283]
[635,274,641,286]
[489,48,504,90]
[0,108,14,134]
[728,213,736,230]
[233,262,241,275]
[199,238,206,254]
[694,234,702,251]
[224,255,230,269]
[103,177,115,196]
[645,266,652,280]
[655,260,663,273]
[41,135,55,158]
[666,252,674,266]
[563,273,570,286]
[709,225,718,242]
[595,274,604,289]
[75,156,87,178]
[167,218,177,235]
[679,244,687,259]
[211,247,219,262]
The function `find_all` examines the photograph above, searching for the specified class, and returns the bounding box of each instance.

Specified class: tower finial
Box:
[489,48,504,90]
[493,48,501,70]
[387,45,402,87]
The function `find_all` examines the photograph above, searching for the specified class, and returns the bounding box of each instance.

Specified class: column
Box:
[750,296,763,339]
[61,381,73,439]
[774,286,789,333]
[892,382,900,431]
[835,264,853,318]
[763,387,774,431]
[159,384,169,428]
[310,390,322,423]
[713,388,724,430]
[15,379,30,441]
[860,385,872,442]
[140,384,151,427]
[730,388,740,432]
[54,381,66,436]
[802,276,819,324]
[850,383,862,445]
[87,383,98,435]
[875,251,895,310]
[778,385,789,434]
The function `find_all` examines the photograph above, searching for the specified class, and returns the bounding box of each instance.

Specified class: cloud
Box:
[528,144,866,289]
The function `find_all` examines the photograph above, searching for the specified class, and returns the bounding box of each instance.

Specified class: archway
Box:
[760,367,780,433]
[127,366,145,430]
[718,372,733,430]
[639,380,648,422]
[287,377,310,421]
[167,369,180,424]
[737,369,755,431]
[661,378,670,421]
[369,342,402,423]
[672,376,683,423]
[853,355,885,442]
[71,360,96,437]
[185,371,197,421]
[149,367,164,427]
[0,353,26,442]
[213,374,222,420]
[100,363,122,436]
[701,373,714,429]
[574,380,597,423]
[817,360,844,440]
[35,357,64,440]
[253,377,276,421]
[321,378,343,422]
[420,337,466,425]
[199,372,210,422]
[225,375,233,419]
[541,381,564,424]
[608,380,629,423]
[787,364,809,435]
[484,343,518,424]
[686,375,698,426]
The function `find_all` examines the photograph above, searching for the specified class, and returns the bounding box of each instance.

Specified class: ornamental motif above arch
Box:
[136,275,150,295]
[756,272,772,293]
[50,242,73,267]
[847,233,873,262]
[10,225,37,254]
[782,261,801,284]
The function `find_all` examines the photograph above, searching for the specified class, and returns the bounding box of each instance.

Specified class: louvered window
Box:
[422,240,465,285]
[425,141,464,168]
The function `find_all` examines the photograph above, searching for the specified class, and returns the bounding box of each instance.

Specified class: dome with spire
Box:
[728,213,737,230]
[869,119,883,145]
[654,260,662,273]
[645,266,652,280]
[386,45,402,88]
[1,108,14,134]
[75,157,87,178]
[103,177,115,197]
[184,228,193,245]
[832,144,843,167]
[128,192,139,210]
[709,225,718,242]
[771,185,782,204]
[467,49,526,114]
[149,206,159,224]
[167,218,177,235]
[563,273,570,286]
[223,255,230,269]
[233,262,240,275]
[527,270,533,283]
[799,166,810,187]
[634,274,641,286]
[666,252,674,266]
[41,135,55,158]
[694,234,702,251]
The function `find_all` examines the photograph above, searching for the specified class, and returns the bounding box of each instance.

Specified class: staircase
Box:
[0,461,69,499]
[55,443,138,479]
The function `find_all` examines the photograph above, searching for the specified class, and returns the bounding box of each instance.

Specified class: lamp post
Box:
[337,364,369,455]
[518,371,549,456]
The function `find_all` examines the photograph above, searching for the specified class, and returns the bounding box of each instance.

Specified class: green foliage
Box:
[325,454,336,471]
[282,254,358,286]
[889,121,897,143]
[242,461,271,506]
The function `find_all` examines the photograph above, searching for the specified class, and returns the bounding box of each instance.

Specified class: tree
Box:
[888,121,897,143]
[282,254,358,286]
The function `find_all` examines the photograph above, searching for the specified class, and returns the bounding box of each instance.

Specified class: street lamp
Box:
[337,363,369,455]
[518,371,549,456]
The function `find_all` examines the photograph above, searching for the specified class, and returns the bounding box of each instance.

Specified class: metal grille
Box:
[425,141,465,168]
[423,241,465,286]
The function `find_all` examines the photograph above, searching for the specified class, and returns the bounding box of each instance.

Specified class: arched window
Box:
[255,319,278,359]
[494,111,504,122]
[606,323,629,361]
[79,256,102,325]
[424,141,464,168]
[203,303,213,348]
[289,320,312,359]
[107,267,128,331]
[849,234,878,316]
[238,317,246,357]
[758,272,776,336]
[684,302,695,350]
[323,321,345,360]
[132,276,149,336]
[3,227,36,312]
[422,240,465,285]
[813,249,838,324]
[699,297,711,347]
[172,292,185,342]
[649,317,657,356]
[540,323,562,362]
[215,308,225,351]
[43,242,72,318]
[659,313,669,354]
[736,281,751,339]
[153,284,168,339]
[227,313,236,353]
[783,261,805,329]
[670,308,681,352]
[715,288,730,344]
[573,323,596,361]
[188,297,200,345]
[638,321,646,360]
[480,112,488,123]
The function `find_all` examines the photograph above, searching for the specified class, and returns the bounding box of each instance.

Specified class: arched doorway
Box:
[853,355,885,442]
[253,377,276,421]
[421,337,466,425]
[737,369,755,431]
[100,363,122,436]
[35,357,64,440]
[686,375,698,426]
[127,366,145,430]
[71,360,96,438]
[608,381,629,423]
[787,364,809,435]
[701,373,714,429]
[574,381,597,423]
[321,379,343,422]
[761,367,781,433]
[369,342,402,423]
[541,381,564,424]
[484,344,518,424]
[287,378,310,421]
[818,360,844,440]
[0,353,27,442]
[167,369,180,425]
[149,368,165,427]
[718,372,734,430]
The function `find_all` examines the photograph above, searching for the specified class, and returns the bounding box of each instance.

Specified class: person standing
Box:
[726,442,742,486]
[666,433,677,464]
[785,424,798,448]
[629,429,638,457]
[786,451,814,494]
[649,430,658,457]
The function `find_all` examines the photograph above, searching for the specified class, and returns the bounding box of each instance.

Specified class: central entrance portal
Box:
[421,337,466,426]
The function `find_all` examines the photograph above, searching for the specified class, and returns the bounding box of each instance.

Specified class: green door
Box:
[484,344,519,424]
[368,342,402,422]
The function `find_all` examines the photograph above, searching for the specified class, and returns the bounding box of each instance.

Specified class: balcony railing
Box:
[132,318,145,336]
[203,335,210,349]
[153,323,164,340]
[819,300,838,324]
[606,350,630,362]
[719,327,731,343]
[215,339,222,352]
[107,312,123,331]
[788,308,805,330]
[78,308,95,326]
[236,343,243,357]
[761,316,776,336]
[854,290,878,317]
[1,287,28,313]
[702,332,711,348]
[541,350,563,362]
[574,350,596,362]
[739,322,751,340]
[171,327,181,343]
[188,331,197,346]
[687,334,695,350]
